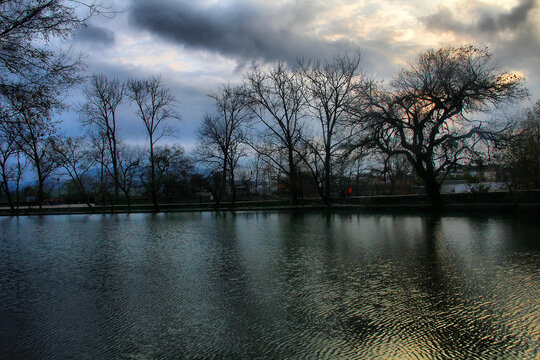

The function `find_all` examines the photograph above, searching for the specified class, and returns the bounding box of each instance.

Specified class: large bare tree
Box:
[244,62,306,205]
[195,85,250,205]
[0,1,110,113]
[353,46,527,208]
[298,53,364,205]
[127,75,179,211]
[80,74,124,201]
[8,90,61,208]
[0,1,106,210]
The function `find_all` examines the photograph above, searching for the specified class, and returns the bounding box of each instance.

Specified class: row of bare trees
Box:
[196,47,527,208]
[1,69,186,214]
[495,100,540,190]
[196,55,366,207]
[0,115,192,215]
[0,2,533,211]
[79,74,179,210]
[0,0,96,213]
[1,47,532,213]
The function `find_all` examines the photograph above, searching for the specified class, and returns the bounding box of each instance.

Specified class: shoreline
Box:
[1,200,539,217]
[2,190,539,217]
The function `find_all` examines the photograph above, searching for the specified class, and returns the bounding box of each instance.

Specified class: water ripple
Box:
[0,212,538,359]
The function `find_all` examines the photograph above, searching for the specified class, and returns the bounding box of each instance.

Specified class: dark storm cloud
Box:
[74,24,115,45]
[421,0,537,34]
[128,0,356,65]
[478,0,536,32]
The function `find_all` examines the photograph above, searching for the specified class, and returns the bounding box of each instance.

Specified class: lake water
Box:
[0,211,538,359]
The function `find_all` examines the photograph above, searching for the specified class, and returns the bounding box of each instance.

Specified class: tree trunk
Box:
[3,184,15,215]
[323,150,331,206]
[109,192,115,214]
[288,149,298,205]
[125,191,131,212]
[214,191,221,206]
[37,177,45,210]
[35,159,45,210]
[109,131,120,202]
[99,163,106,208]
[389,175,396,195]
[0,164,15,214]
[230,170,236,206]
[254,154,260,195]
[220,160,227,208]
[15,157,21,215]
[424,176,443,209]
[74,179,94,211]
[149,136,159,212]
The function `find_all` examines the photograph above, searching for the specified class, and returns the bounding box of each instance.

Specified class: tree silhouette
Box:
[298,53,364,205]
[353,46,527,207]
[244,62,306,205]
[80,74,124,202]
[127,76,179,211]
[0,1,108,111]
[196,85,250,206]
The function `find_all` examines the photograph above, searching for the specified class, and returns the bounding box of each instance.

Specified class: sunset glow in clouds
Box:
[67,0,540,144]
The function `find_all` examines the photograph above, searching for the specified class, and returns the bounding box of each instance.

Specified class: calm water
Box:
[0,211,538,359]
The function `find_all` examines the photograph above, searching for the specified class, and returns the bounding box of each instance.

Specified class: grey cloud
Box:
[74,24,115,45]
[420,10,463,34]
[478,0,536,32]
[127,0,357,64]
[421,0,537,35]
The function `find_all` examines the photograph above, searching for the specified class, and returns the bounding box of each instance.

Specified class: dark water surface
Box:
[0,211,538,359]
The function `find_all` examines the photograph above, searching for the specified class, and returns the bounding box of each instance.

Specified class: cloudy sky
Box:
[64,0,540,148]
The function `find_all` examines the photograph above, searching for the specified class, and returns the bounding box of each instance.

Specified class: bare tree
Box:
[153,145,192,202]
[244,62,306,205]
[498,99,540,190]
[117,143,143,210]
[297,53,365,205]
[0,146,27,214]
[0,119,19,213]
[0,1,108,211]
[353,46,527,208]
[0,1,111,112]
[195,85,250,206]
[88,131,112,207]
[53,136,96,208]
[80,74,124,201]
[245,151,263,196]
[195,115,226,206]
[13,150,27,211]
[127,75,179,211]
[371,153,412,195]
[197,169,226,206]
[8,91,61,208]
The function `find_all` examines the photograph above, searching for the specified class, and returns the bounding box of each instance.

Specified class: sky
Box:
[62,0,540,149]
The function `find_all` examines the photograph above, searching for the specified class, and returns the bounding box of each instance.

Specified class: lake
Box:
[0,211,538,359]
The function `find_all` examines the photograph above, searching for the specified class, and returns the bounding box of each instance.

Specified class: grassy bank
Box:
[1,190,539,216]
